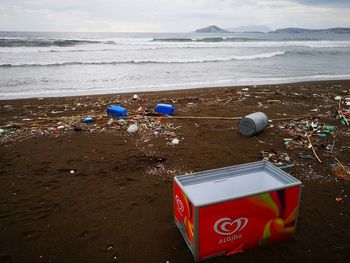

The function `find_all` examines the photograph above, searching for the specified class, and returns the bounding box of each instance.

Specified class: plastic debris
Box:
[82,117,94,124]
[284,138,293,145]
[107,105,128,118]
[334,96,342,101]
[299,154,316,160]
[117,119,128,126]
[322,125,336,131]
[276,163,295,170]
[127,124,138,133]
[3,105,13,110]
[267,99,281,103]
[171,138,180,145]
[239,112,268,137]
[155,104,175,116]
[335,197,343,202]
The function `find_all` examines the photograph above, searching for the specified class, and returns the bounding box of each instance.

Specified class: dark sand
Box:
[0,80,349,263]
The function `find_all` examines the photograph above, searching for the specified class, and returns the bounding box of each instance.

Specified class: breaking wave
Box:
[0,51,286,67]
[0,38,114,47]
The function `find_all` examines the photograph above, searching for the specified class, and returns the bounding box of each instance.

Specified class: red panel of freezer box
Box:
[174,161,302,261]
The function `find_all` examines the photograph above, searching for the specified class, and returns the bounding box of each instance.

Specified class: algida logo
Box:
[214,217,248,244]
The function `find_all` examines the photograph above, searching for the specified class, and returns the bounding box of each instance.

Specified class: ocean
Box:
[1,31,350,99]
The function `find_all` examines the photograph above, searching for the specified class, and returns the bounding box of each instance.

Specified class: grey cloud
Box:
[294,0,350,6]
[0,0,349,32]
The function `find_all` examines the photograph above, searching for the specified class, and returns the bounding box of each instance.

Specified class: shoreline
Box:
[2,77,350,101]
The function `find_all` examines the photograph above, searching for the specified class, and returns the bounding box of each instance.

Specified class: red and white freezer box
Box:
[174,161,302,261]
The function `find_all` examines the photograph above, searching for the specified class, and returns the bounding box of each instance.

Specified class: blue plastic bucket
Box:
[107,105,128,118]
[155,104,175,115]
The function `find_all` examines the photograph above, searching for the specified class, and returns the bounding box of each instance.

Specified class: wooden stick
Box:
[162,116,242,120]
[161,115,307,121]
[224,98,233,105]
[335,157,344,168]
[306,135,322,163]
[330,140,336,153]
[315,104,321,113]
[339,110,349,125]
[269,116,306,121]
[337,100,349,125]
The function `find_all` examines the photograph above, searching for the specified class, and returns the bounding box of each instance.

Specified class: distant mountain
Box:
[225,26,271,33]
[195,25,229,33]
[271,27,350,33]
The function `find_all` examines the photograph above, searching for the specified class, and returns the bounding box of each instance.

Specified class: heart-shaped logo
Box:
[175,195,184,213]
[214,217,248,236]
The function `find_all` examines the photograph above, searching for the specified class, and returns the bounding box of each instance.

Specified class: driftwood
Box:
[162,114,308,121]
[163,116,242,121]
[306,134,322,163]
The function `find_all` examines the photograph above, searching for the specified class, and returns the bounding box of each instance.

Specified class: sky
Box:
[0,0,349,32]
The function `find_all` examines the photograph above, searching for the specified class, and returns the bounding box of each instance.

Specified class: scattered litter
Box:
[322,125,336,131]
[238,112,268,137]
[331,159,350,181]
[70,170,75,174]
[284,138,293,145]
[299,154,316,160]
[117,119,128,126]
[267,99,281,103]
[127,124,138,133]
[276,163,295,170]
[171,138,180,145]
[107,119,114,125]
[335,197,343,202]
[3,105,13,110]
[107,105,127,118]
[82,117,94,124]
[155,103,175,116]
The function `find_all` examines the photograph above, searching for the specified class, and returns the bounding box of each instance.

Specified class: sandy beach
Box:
[0,80,349,263]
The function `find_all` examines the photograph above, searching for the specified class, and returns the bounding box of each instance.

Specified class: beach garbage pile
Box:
[0,87,349,182]
[0,94,182,145]
[276,117,339,164]
[260,151,294,169]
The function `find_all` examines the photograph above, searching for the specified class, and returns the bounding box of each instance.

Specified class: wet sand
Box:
[0,80,349,263]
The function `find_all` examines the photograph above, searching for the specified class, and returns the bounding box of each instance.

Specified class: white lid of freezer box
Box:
[175,161,301,207]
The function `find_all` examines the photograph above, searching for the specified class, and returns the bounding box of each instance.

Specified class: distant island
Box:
[195,25,269,33]
[270,27,350,34]
[195,25,229,33]
[195,25,350,34]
